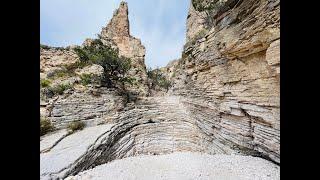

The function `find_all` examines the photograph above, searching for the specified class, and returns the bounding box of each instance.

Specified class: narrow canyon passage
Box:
[40,0,280,179]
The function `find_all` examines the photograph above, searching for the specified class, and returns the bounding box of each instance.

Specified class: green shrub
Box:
[40,44,50,50]
[40,79,51,88]
[49,83,72,95]
[64,61,88,71]
[67,121,85,132]
[121,76,137,85]
[192,0,216,12]
[40,117,54,136]
[47,68,75,79]
[147,68,172,91]
[74,39,132,87]
[80,73,104,86]
[80,74,93,86]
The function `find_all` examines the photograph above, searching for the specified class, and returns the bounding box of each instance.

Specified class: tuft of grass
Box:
[80,74,93,86]
[67,121,85,132]
[47,68,75,79]
[64,61,88,72]
[49,83,73,95]
[40,79,51,88]
[40,117,54,136]
[80,73,104,86]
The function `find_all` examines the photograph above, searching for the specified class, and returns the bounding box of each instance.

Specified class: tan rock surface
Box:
[167,0,280,163]
[100,1,148,96]
[40,1,280,179]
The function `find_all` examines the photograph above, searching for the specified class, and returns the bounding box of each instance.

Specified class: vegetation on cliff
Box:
[67,121,86,133]
[147,68,171,91]
[40,117,55,136]
[74,39,134,88]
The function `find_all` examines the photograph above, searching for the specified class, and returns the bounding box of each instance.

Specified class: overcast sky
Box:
[40,0,190,69]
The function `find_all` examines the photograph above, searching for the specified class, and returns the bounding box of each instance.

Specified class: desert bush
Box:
[47,68,75,79]
[64,61,88,72]
[49,83,72,95]
[80,74,93,86]
[80,73,105,86]
[67,121,85,132]
[74,39,132,87]
[40,117,54,136]
[147,68,172,91]
[40,79,51,88]
[40,44,50,50]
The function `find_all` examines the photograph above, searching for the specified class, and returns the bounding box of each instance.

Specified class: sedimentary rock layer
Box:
[40,1,280,179]
[42,96,263,179]
[165,0,280,163]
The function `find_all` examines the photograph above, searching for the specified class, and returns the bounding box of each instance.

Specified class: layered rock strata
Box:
[166,0,280,163]
[40,0,280,179]
[42,96,259,179]
[40,2,148,128]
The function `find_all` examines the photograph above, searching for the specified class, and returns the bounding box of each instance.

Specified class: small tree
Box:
[74,39,132,87]
[147,68,172,91]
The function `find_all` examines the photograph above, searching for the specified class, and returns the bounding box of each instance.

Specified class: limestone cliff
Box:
[40,1,280,179]
[100,2,148,96]
[166,0,280,163]
[40,2,148,129]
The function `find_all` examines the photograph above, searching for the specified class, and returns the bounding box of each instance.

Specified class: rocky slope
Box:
[40,0,280,179]
[40,2,148,129]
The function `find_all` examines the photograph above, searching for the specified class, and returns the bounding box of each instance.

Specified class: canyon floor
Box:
[65,152,279,180]
[40,95,280,180]
[40,1,280,179]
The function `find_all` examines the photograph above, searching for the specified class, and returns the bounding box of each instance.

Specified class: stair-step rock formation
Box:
[48,88,125,129]
[40,2,148,128]
[41,96,280,178]
[41,96,280,179]
[164,0,280,163]
[40,0,280,179]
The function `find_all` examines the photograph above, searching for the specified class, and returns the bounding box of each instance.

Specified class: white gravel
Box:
[65,152,280,180]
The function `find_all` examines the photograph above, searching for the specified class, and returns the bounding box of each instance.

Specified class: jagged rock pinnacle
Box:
[102,1,130,39]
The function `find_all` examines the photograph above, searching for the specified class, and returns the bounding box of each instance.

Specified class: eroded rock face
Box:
[100,1,148,96]
[40,1,280,179]
[40,46,79,77]
[49,88,125,129]
[167,0,280,163]
[186,1,208,42]
[40,2,149,129]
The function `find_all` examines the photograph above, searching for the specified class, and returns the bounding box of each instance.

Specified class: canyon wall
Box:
[164,0,280,163]
[40,2,148,129]
[41,1,280,179]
